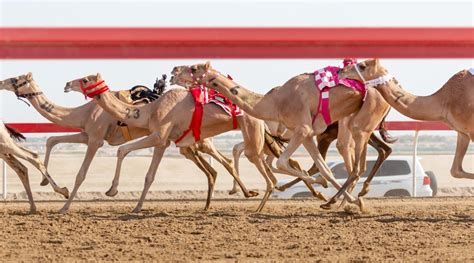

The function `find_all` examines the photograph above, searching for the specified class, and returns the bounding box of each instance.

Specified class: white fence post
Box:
[2,160,7,200]
[412,130,419,197]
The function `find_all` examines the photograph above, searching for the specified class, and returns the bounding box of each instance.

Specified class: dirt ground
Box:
[1,197,473,261]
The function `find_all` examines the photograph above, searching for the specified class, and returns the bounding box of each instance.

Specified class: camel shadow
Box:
[376,215,474,224]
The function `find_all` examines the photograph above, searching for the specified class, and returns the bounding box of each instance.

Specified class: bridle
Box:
[9,78,43,106]
[80,79,109,98]
[354,64,394,88]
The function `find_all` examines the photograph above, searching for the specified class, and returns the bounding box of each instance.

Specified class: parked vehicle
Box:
[272,156,434,199]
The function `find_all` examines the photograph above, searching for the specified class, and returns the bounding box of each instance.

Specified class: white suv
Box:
[272,156,434,199]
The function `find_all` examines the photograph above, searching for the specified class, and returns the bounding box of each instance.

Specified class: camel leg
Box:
[247,155,275,213]
[358,133,392,197]
[1,143,69,199]
[321,130,371,210]
[201,140,258,198]
[179,146,216,211]
[105,144,129,197]
[132,146,166,213]
[2,154,36,213]
[58,140,103,213]
[230,142,245,195]
[451,132,474,179]
[300,136,359,204]
[275,127,326,201]
[277,129,336,192]
[41,133,88,186]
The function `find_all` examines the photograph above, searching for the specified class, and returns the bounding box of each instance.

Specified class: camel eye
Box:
[191,67,197,73]
[359,64,367,71]
[82,78,88,84]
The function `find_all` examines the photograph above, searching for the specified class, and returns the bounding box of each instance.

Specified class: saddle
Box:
[115,75,167,141]
[312,66,366,125]
[175,86,242,145]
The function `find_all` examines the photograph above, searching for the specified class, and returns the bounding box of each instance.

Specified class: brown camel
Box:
[0,73,254,213]
[171,62,379,209]
[339,59,474,180]
[0,121,68,212]
[64,73,316,213]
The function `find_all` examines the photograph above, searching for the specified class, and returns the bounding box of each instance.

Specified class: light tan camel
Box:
[0,73,255,213]
[339,59,474,180]
[64,81,249,211]
[0,121,68,212]
[176,65,395,208]
[64,73,320,213]
[171,62,377,209]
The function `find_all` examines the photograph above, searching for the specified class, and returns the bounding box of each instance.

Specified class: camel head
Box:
[339,59,390,86]
[170,61,214,88]
[65,73,107,98]
[0,72,39,98]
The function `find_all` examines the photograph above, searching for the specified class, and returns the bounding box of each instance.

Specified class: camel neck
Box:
[93,90,150,128]
[375,79,444,121]
[208,75,277,121]
[25,84,88,128]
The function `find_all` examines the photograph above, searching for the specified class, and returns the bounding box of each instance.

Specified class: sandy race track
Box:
[0,197,473,261]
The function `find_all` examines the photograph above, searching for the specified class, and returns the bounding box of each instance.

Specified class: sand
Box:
[0,197,473,261]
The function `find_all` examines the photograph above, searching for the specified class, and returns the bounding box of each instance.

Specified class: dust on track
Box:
[1,197,473,261]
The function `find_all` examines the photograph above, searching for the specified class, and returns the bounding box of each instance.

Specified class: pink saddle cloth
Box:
[313,66,366,125]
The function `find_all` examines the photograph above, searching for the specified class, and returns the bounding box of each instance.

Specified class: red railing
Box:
[4,121,451,133]
[0,27,472,58]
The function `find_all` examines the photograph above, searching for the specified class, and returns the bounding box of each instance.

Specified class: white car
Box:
[272,156,435,199]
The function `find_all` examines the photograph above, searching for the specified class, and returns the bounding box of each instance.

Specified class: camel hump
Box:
[5,124,26,142]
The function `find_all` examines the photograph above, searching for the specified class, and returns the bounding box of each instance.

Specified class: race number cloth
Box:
[175,87,242,144]
[313,66,366,125]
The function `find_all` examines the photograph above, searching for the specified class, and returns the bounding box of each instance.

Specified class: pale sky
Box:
[0,0,473,127]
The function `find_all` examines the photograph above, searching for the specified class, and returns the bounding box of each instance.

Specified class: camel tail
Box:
[378,109,398,144]
[5,124,26,142]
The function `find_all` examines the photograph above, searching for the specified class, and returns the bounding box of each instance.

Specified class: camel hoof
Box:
[105,188,118,197]
[29,207,38,214]
[58,187,69,199]
[358,188,369,197]
[245,190,259,198]
[320,199,337,210]
[274,186,286,192]
[356,197,366,212]
[40,178,49,186]
[58,207,68,214]
[228,189,238,195]
[314,192,327,202]
[131,207,142,214]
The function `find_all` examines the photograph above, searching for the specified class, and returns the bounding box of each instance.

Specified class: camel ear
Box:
[96,73,102,80]
[374,58,380,67]
[204,61,211,70]
[26,72,33,80]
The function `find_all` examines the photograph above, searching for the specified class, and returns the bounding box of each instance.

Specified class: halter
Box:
[80,79,109,98]
[9,78,43,107]
[354,64,394,88]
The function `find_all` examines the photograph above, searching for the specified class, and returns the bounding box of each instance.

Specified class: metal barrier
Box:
[1,121,452,199]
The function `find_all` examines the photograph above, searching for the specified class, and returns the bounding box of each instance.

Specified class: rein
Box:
[80,80,109,98]
[10,78,43,107]
[354,64,394,88]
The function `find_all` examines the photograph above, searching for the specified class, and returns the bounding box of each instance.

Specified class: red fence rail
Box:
[1,27,473,59]
[5,122,451,133]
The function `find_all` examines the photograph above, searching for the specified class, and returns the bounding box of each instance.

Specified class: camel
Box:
[0,121,69,212]
[0,73,255,213]
[64,73,323,213]
[176,66,396,207]
[339,59,474,180]
[170,61,390,210]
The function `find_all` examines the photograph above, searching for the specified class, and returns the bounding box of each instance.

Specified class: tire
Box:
[292,192,313,198]
[425,171,438,196]
[384,189,411,197]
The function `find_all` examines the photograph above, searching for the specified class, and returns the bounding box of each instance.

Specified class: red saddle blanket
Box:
[175,87,242,144]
